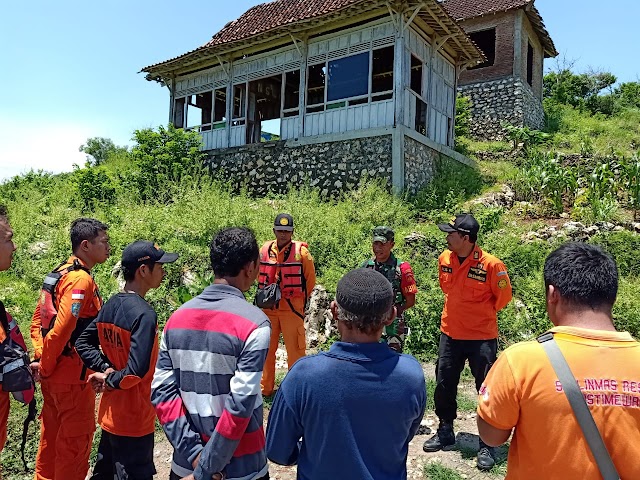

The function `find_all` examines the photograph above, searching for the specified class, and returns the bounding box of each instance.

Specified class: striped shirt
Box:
[151,284,271,480]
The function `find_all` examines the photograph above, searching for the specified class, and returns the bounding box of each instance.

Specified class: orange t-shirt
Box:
[439,245,512,340]
[477,326,640,479]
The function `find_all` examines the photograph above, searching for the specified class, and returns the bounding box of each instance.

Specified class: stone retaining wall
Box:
[458,76,544,140]
[404,136,439,195]
[206,136,393,197]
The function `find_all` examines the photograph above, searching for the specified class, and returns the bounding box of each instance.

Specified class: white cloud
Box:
[0,118,93,182]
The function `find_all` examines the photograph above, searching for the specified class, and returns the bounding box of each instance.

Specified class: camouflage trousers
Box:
[382,315,407,353]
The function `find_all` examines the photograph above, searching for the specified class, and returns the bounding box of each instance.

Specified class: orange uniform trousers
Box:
[261,309,306,396]
[35,381,95,480]
[0,390,9,453]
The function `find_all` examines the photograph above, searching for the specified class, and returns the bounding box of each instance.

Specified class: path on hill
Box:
[152,362,507,480]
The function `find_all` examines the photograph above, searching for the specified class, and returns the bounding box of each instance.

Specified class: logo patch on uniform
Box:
[497,271,507,276]
[71,302,81,318]
[473,251,479,260]
[467,267,487,282]
[441,266,453,273]
[498,279,508,289]
[476,263,484,270]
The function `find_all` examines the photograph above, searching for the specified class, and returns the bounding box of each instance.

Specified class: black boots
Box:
[423,421,455,452]
[476,440,495,470]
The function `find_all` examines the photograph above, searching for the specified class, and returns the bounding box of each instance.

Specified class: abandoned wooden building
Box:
[142,0,484,195]
[442,0,558,139]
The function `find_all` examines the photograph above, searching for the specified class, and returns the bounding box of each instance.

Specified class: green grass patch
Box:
[424,462,464,480]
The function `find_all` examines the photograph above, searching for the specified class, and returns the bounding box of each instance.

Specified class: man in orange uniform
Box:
[259,213,316,397]
[30,217,110,480]
[423,214,512,471]
[477,242,640,479]
[0,205,35,456]
[76,240,178,480]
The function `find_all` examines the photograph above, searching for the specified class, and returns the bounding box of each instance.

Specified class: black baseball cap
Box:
[438,214,480,236]
[372,226,394,243]
[121,241,178,269]
[274,213,294,231]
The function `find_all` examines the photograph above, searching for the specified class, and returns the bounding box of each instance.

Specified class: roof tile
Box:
[441,0,531,21]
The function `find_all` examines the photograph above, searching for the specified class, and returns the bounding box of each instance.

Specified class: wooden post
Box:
[426,36,436,140]
[392,8,406,193]
[225,60,234,148]
[298,37,308,138]
[168,75,176,126]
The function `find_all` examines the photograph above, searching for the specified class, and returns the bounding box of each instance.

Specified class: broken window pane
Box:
[283,70,300,110]
[410,55,423,96]
[307,64,326,106]
[213,88,226,123]
[327,52,369,102]
[372,46,394,94]
[173,97,185,128]
[469,28,496,69]
[186,92,212,130]
[233,83,246,119]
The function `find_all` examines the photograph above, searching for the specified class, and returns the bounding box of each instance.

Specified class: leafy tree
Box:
[73,167,116,211]
[79,137,127,166]
[615,82,640,109]
[543,69,617,115]
[124,125,206,202]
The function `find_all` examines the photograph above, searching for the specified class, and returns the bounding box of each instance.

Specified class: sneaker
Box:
[476,444,495,470]
[423,421,455,452]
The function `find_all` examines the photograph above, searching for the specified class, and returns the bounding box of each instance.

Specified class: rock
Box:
[583,226,600,236]
[632,223,640,233]
[181,270,198,287]
[560,213,570,219]
[563,221,585,233]
[28,241,50,257]
[111,261,125,290]
[524,231,541,241]
[595,221,615,231]
[304,285,336,348]
[613,226,625,232]
[404,232,427,245]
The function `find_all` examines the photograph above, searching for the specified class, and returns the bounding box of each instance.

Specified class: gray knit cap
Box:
[336,268,394,316]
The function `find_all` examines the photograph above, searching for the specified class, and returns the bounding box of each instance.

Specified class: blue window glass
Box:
[327,52,370,102]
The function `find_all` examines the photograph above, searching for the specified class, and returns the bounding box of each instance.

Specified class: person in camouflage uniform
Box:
[361,226,418,352]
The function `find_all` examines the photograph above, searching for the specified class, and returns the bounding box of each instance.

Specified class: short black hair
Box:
[0,205,8,223]
[467,232,478,243]
[544,242,618,312]
[121,261,156,282]
[210,227,259,277]
[70,218,109,252]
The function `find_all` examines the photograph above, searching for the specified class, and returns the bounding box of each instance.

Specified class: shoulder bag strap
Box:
[538,332,620,480]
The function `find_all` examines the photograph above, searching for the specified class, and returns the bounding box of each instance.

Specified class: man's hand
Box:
[189,452,224,479]
[30,361,41,383]
[87,368,115,393]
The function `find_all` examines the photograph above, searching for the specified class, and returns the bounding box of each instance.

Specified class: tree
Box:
[543,68,617,115]
[79,137,127,166]
[615,82,640,109]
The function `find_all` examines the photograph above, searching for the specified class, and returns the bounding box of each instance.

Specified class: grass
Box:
[424,462,465,480]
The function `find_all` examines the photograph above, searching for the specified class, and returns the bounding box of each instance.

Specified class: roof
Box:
[442,0,558,58]
[142,0,484,81]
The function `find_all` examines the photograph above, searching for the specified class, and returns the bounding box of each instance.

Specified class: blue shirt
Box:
[266,341,426,480]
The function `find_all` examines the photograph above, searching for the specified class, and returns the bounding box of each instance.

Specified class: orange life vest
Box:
[258,241,307,300]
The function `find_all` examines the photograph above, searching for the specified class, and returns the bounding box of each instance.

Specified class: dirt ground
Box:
[152,363,507,480]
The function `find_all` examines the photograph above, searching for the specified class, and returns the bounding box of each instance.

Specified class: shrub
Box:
[123,125,206,203]
[455,95,472,138]
[73,167,117,212]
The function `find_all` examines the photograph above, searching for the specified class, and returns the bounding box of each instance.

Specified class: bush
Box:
[455,95,472,138]
[122,125,206,203]
[73,167,117,212]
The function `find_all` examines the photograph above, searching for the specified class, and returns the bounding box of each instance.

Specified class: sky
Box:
[0,0,638,181]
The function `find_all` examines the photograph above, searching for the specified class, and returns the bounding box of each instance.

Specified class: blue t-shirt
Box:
[266,341,426,480]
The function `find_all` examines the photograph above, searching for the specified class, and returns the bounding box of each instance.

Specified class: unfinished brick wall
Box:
[458,11,516,85]
[520,14,544,100]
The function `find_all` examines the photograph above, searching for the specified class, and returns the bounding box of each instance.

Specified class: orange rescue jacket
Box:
[258,241,308,300]
[439,245,512,340]
[31,256,102,384]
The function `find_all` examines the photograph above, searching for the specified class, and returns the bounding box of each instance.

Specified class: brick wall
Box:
[458,11,516,85]
[520,13,545,100]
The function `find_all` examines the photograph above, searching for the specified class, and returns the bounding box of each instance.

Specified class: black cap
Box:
[274,213,294,231]
[121,241,178,269]
[372,226,394,243]
[438,214,480,236]
[336,268,394,317]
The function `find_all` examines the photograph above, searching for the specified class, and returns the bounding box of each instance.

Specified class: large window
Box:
[186,92,212,131]
[327,52,369,101]
[306,46,394,113]
[469,28,496,69]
